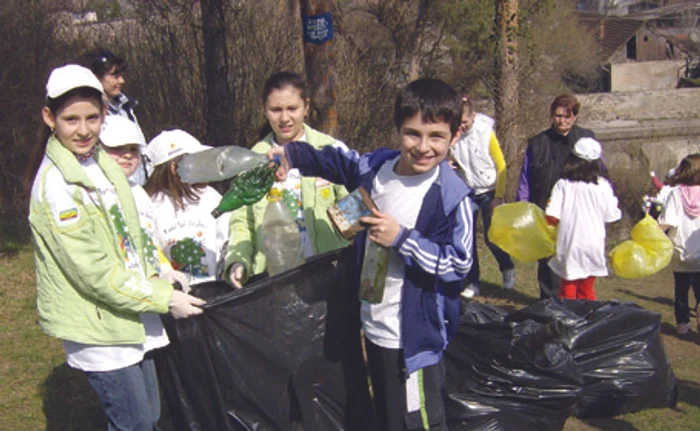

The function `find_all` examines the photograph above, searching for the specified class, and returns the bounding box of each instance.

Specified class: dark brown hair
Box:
[257,71,309,140]
[560,153,609,184]
[394,78,462,136]
[78,49,127,79]
[669,153,700,187]
[550,94,581,117]
[144,155,205,210]
[24,86,104,190]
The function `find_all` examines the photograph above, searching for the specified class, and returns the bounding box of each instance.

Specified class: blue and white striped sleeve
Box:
[393,196,473,283]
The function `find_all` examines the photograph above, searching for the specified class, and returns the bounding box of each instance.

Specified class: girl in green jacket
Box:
[225,71,349,287]
[26,64,205,430]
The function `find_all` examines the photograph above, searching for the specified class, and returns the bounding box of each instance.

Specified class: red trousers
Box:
[559,276,596,300]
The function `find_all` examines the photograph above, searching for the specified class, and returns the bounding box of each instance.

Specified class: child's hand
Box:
[266,147,290,182]
[360,207,401,248]
[229,262,246,289]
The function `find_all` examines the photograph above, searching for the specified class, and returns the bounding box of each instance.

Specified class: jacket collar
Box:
[45,136,96,188]
[361,150,471,216]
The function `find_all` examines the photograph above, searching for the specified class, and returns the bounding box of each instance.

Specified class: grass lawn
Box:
[2,238,699,430]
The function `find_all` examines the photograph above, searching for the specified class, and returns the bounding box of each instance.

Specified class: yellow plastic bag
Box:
[488,202,557,262]
[609,214,673,279]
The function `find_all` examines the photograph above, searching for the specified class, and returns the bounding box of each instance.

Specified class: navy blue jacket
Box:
[284,142,473,373]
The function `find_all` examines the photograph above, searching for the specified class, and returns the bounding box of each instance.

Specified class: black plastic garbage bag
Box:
[444,300,677,431]
[445,302,578,431]
[154,248,375,431]
[508,300,678,418]
[155,252,676,431]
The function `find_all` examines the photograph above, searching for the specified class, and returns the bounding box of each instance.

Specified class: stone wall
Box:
[610,60,686,92]
[575,88,700,229]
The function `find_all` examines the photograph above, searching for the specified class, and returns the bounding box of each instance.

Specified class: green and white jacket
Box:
[224,125,349,283]
[29,137,173,346]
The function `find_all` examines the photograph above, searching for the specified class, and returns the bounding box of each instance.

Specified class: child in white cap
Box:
[25,65,204,430]
[144,130,231,285]
[100,116,190,292]
[545,137,622,300]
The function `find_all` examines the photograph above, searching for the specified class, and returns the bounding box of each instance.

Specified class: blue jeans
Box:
[466,191,514,285]
[85,357,162,431]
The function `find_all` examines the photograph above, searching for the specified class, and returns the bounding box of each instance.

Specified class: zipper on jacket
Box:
[95,306,102,320]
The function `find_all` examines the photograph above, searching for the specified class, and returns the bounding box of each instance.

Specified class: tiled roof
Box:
[576,12,645,60]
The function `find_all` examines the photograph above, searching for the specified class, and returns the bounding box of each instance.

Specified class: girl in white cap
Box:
[100,116,191,292]
[658,154,700,335]
[25,64,205,430]
[544,137,622,300]
[144,130,231,286]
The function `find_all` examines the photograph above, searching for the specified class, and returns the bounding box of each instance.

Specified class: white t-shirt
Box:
[658,187,700,272]
[546,178,621,281]
[361,156,439,349]
[63,159,168,373]
[131,183,163,273]
[151,186,230,284]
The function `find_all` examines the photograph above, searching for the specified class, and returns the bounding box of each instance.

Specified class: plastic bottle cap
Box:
[267,188,282,202]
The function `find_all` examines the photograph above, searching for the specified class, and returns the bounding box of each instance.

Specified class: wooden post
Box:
[299,0,338,137]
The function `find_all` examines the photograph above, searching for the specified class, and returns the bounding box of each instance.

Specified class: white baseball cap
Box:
[46,64,104,99]
[573,137,602,161]
[100,116,146,148]
[145,129,211,166]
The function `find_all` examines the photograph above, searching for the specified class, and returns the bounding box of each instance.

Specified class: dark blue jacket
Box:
[284,142,473,373]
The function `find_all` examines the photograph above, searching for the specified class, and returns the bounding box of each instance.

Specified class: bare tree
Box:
[201,0,234,147]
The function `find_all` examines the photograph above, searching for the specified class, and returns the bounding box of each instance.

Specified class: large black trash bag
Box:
[509,300,678,418]
[445,302,577,431]
[154,248,375,431]
[445,299,677,430]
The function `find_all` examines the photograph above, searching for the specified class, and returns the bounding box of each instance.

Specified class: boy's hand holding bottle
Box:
[360,207,401,247]
[266,147,290,182]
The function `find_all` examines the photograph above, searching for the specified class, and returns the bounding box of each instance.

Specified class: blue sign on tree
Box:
[302,12,334,45]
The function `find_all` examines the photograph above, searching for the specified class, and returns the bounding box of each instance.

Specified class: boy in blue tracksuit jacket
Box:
[269,78,473,431]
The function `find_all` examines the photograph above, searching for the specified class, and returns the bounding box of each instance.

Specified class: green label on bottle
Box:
[359,240,389,304]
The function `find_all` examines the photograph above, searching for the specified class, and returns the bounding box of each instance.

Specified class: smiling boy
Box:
[269,78,473,431]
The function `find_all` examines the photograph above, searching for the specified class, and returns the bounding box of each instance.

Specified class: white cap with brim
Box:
[46,64,104,99]
[145,129,212,167]
[100,116,146,148]
[573,137,602,161]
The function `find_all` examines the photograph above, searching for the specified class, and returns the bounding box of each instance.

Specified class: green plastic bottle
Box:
[211,162,277,218]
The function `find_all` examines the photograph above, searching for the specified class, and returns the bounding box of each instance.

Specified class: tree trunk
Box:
[407,0,429,81]
[299,0,338,137]
[201,0,234,147]
[494,0,519,168]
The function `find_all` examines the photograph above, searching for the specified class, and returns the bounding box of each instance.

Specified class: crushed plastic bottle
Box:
[177,145,269,184]
[261,189,304,276]
[211,162,277,218]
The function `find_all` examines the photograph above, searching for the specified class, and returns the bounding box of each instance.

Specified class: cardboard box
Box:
[327,186,377,241]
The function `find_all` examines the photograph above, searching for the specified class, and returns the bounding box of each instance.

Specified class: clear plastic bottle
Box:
[261,189,304,276]
[177,145,268,184]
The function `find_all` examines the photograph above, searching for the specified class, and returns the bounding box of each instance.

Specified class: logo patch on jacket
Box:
[58,208,78,222]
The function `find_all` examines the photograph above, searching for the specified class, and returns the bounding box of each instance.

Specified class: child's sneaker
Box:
[502,268,515,290]
[461,283,480,299]
[676,322,690,335]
